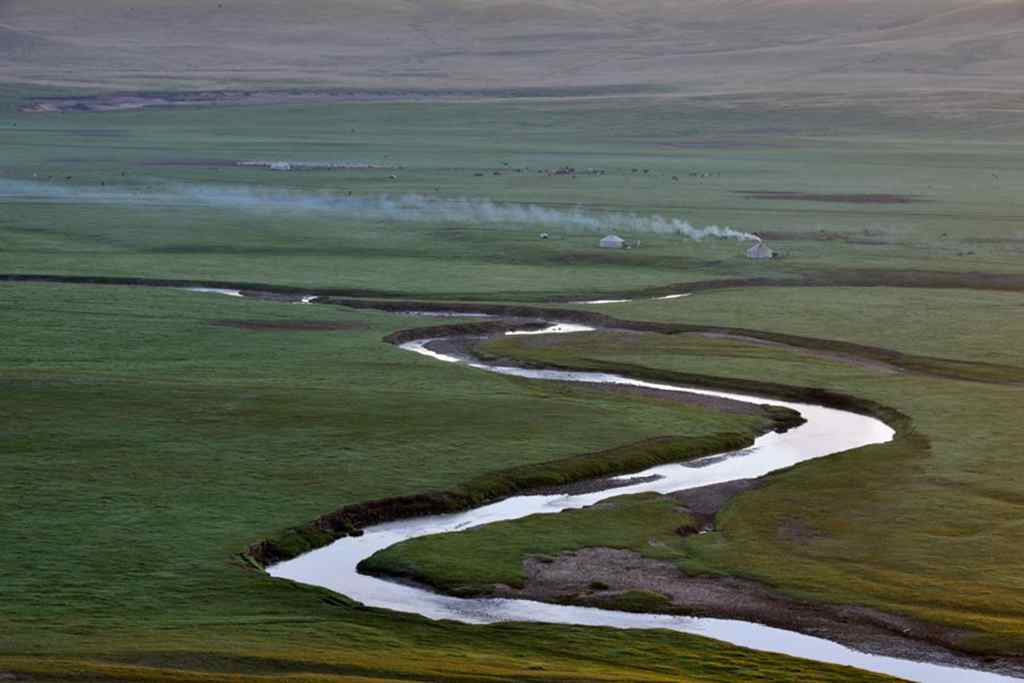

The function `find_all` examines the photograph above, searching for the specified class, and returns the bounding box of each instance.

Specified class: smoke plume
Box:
[0,179,758,241]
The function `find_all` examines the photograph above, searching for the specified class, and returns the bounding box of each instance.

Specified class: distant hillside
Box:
[3,0,1024,108]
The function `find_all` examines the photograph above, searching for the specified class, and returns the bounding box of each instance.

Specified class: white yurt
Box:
[599,234,625,249]
[746,240,774,259]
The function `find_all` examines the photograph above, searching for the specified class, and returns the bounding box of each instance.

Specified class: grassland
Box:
[3,84,1024,301]
[3,282,901,682]
[2,75,1023,681]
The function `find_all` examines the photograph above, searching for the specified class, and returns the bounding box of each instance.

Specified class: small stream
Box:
[175,287,1015,683]
[572,292,691,304]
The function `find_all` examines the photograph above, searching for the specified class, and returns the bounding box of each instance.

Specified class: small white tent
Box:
[600,234,625,249]
[746,240,774,259]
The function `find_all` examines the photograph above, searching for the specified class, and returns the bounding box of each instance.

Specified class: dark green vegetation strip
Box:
[9,264,1024,303]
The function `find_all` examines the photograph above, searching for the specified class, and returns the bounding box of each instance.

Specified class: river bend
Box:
[254,312,1015,683]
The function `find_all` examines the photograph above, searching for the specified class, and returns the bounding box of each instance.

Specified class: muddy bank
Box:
[524,468,752,500]
[499,548,1024,675]
[526,473,664,496]
[667,477,763,521]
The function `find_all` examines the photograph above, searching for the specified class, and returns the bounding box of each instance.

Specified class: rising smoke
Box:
[0,179,758,241]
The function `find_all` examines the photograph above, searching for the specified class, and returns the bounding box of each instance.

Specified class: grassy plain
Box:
[2,282,898,682]
[2,78,1023,681]
[3,84,1024,300]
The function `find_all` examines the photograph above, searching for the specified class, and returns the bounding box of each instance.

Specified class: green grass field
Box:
[2,79,1023,682]
[3,84,1024,299]
[0,282,891,682]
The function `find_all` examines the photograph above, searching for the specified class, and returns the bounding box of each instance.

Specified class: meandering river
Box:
[250,309,1017,682]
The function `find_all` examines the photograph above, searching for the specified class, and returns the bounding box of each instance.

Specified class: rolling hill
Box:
[2,0,1024,111]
